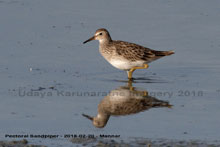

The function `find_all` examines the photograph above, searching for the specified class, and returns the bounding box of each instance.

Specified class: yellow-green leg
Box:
[127,80,133,87]
[127,80,134,91]
[127,64,149,79]
[127,80,148,96]
[127,79,148,96]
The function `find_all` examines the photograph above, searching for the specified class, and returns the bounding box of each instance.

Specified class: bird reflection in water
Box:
[82,81,172,128]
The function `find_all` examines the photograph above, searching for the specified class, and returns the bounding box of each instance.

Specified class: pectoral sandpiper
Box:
[83,28,174,80]
[82,81,172,128]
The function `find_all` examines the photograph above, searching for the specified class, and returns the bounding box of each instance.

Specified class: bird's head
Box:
[83,28,112,44]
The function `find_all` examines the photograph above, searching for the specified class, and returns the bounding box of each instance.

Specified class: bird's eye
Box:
[99,33,102,35]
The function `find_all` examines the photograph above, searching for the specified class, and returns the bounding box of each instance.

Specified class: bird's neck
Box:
[96,113,110,123]
[99,34,112,45]
[99,38,112,45]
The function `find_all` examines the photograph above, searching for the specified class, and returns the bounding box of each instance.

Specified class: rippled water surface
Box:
[0,0,220,146]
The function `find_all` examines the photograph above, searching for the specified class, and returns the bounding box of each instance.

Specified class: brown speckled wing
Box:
[107,97,170,116]
[113,41,155,62]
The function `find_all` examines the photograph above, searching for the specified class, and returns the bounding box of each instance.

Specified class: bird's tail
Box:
[153,50,175,56]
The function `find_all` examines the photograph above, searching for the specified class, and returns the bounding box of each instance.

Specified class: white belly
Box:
[99,48,146,70]
[109,59,145,70]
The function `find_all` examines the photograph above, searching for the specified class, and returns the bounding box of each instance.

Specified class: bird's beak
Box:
[82,113,93,121]
[83,36,95,44]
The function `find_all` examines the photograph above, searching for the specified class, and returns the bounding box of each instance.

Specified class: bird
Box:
[82,81,172,128]
[83,28,174,80]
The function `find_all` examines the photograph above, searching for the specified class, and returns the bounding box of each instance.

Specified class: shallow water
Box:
[0,0,220,146]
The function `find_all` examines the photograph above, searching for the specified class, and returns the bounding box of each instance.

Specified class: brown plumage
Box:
[82,82,172,128]
[113,40,174,62]
[83,28,174,79]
